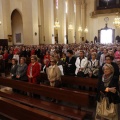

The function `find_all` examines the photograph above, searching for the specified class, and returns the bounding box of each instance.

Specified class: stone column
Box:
[0,0,4,39]
[43,0,54,44]
[58,0,66,44]
[38,0,44,44]
[67,0,75,44]
[81,0,86,40]
[75,0,81,43]
[32,0,39,45]
[0,0,11,40]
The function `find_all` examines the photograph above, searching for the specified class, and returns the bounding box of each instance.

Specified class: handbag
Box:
[96,96,117,118]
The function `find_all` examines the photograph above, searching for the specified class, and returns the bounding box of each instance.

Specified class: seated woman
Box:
[46,58,61,87]
[87,52,99,78]
[16,57,28,81]
[96,64,120,120]
[27,55,40,84]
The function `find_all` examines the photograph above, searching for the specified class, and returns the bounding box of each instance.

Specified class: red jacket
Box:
[31,50,35,56]
[27,62,40,78]
[3,53,9,60]
[44,55,50,60]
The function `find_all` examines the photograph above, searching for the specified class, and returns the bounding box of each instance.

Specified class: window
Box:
[100,29,113,44]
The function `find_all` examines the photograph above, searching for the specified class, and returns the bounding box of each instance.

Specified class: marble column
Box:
[75,0,81,43]
[58,0,66,44]
[67,0,75,44]
[81,0,86,40]
[0,0,11,41]
[32,0,39,45]
[43,0,54,44]
[0,0,4,39]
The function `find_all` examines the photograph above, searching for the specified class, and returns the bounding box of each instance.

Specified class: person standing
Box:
[96,64,120,120]
[27,55,40,84]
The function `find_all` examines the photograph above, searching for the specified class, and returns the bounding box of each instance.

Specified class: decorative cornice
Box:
[90,8,120,18]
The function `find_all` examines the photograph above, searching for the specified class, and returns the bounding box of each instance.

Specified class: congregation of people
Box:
[0,43,120,119]
[0,43,120,82]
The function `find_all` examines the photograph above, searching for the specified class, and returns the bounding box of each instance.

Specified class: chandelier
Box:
[68,24,73,30]
[84,26,88,33]
[78,26,88,33]
[54,19,60,29]
[113,16,120,28]
[78,26,82,32]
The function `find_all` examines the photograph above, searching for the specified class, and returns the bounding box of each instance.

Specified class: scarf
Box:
[102,74,113,87]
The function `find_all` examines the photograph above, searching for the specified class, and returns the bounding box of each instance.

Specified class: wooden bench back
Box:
[0,77,89,107]
[0,98,65,120]
[40,73,98,89]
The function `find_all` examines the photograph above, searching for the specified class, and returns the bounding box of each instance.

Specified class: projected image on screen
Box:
[100,29,113,44]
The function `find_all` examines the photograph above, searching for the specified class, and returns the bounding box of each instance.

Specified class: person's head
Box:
[30,55,38,63]
[103,64,114,76]
[62,53,66,58]
[20,57,26,64]
[105,55,114,64]
[79,50,84,58]
[50,58,57,66]
[4,50,7,54]
[11,58,17,65]
[43,59,49,66]
[91,52,97,60]
[46,51,49,55]
[67,50,73,57]
[117,47,120,51]
[103,48,108,54]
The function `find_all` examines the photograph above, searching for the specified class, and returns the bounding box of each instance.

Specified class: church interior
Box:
[0,0,120,120]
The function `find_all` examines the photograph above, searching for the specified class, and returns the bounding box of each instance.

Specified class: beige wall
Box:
[0,0,120,45]
[0,0,39,45]
[86,0,120,42]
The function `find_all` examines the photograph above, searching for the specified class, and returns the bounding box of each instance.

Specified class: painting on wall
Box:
[16,33,21,43]
[8,35,12,42]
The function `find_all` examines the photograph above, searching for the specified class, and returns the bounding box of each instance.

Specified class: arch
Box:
[11,9,23,45]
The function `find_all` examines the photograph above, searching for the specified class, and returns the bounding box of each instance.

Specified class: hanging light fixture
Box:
[84,26,88,33]
[54,18,60,29]
[68,23,73,30]
[113,15,120,28]
[78,26,82,32]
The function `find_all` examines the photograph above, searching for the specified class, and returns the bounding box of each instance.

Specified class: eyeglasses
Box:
[31,59,34,60]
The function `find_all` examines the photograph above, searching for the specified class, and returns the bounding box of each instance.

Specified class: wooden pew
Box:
[40,73,98,96]
[0,77,92,120]
[40,73,98,89]
[0,98,66,120]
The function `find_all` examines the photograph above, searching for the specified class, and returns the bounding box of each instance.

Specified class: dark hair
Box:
[12,58,18,64]
[80,50,85,54]
[20,57,26,62]
[105,55,114,61]
[31,55,38,61]
[67,50,73,55]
